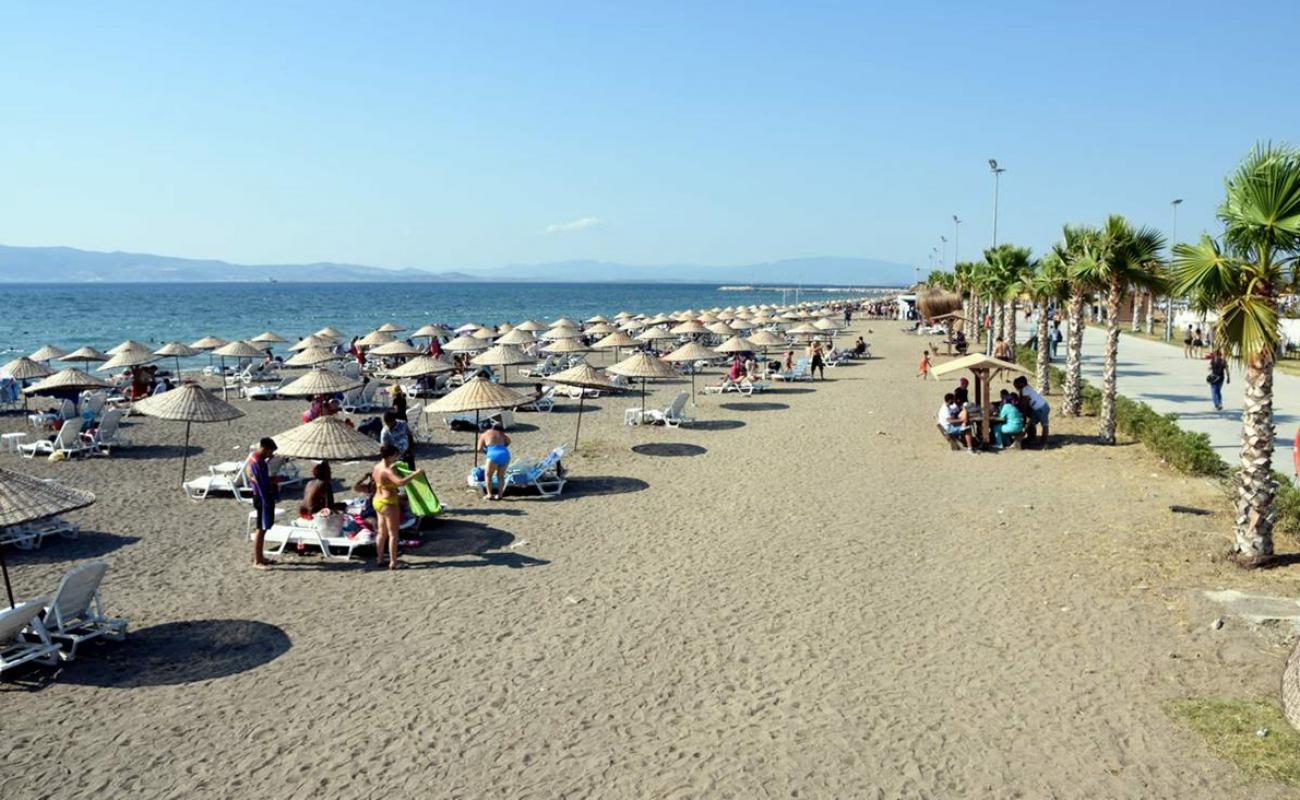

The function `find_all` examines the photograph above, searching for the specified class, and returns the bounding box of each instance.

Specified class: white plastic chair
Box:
[42,562,129,660]
[0,598,60,676]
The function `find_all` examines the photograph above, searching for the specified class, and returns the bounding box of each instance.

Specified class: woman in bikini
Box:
[370,443,424,569]
[477,422,512,501]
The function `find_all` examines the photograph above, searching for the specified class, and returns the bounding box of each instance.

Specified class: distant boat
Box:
[268,278,278,283]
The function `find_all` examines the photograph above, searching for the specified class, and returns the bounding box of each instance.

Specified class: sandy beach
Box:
[3,323,1299,799]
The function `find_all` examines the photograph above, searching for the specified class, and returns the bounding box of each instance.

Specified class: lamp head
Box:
[988,158,998,170]
[1172,198,1183,206]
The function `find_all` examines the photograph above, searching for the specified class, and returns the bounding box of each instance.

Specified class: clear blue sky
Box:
[1,1,1293,272]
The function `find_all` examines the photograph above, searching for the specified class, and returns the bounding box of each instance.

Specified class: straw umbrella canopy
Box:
[664,341,723,398]
[277,369,363,398]
[551,317,579,329]
[108,339,151,355]
[153,341,200,377]
[368,340,422,358]
[546,362,620,450]
[61,346,110,369]
[211,340,266,398]
[786,323,821,337]
[728,317,756,330]
[315,326,346,341]
[471,326,498,340]
[586,315,610,324]
[540,325,582,341]
[383,355,454,378]
[454,323,482,334]
[2,357,54,382]
[411,323,449,340]
[0,467,96,606]
[496,328,536,346]
[706,322,738,337]
[28,345,68,363]
[591,330,637,363]
[99,347,161,372]
[607,351,679,414]
[813,318,840,331]
[250,331,288,345]
[190,335,228,351]
[582,322,616,336]
[747,329,785,350]
[289,334,332,352]
[471,344,532,384]
[542,338,590,355]
[355,330,396,348]
[426,377,528,467]
[614,311,634,320]
[272,416,382,462]
[284,347,343,368]
[25,368,112,396]
[132,383,244,486]
[619,318,647,332]
[714,335,757,354]
[635,326,675,344]
[646,314,673,326]
[443,334,488,353]
[670,320,710,336]
[515,319,548,332]
[496,322,515,334]
[376,322,405,333]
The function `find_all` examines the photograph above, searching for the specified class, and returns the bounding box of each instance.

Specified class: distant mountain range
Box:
[0,245,912,287]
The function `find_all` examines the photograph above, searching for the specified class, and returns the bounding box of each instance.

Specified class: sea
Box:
[1,281,871,366]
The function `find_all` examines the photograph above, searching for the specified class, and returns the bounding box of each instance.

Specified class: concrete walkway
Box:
[1071,326,1299,480]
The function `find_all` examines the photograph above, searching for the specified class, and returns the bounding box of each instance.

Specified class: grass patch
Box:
[1168,698,1300,786]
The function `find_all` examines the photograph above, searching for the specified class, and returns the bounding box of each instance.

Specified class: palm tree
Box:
[954,261,977,335]
[1072,214,1167,443]
[1027,253,1071,392]
[983,245,1033,357]
[1170,143,1300,564]
[1056,224,1100,416]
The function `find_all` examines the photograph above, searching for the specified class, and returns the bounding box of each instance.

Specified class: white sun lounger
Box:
[625,392,694,427]
[0,598,60,676]
[41,561,129,660]
[19,417,90,459]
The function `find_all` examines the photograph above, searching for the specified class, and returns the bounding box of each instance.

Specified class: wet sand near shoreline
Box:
[2,324,1298,798]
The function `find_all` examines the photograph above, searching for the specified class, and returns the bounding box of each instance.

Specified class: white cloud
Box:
[545,216,605,234]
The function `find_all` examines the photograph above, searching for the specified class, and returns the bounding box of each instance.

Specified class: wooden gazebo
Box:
[931,354,1030,443]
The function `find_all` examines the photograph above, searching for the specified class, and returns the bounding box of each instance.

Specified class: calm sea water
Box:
[1,282,857,362]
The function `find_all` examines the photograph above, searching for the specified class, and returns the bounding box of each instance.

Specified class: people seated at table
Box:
[937,392,974,451]
[993,394,1026,450]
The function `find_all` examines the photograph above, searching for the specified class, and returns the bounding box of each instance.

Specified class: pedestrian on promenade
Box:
[1207,350,1230,411]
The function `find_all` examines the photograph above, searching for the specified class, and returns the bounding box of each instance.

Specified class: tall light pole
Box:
[940,236,948,269]
[952,215,961,265]
[1164,198,1183,341]
[989,159,1006,247]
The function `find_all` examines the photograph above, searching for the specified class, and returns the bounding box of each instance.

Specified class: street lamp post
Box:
[940,236,948,270]
[987,159,1006,353]
[952,215,961,266]
[1164,198,1183,341]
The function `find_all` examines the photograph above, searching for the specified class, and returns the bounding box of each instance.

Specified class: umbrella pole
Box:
[181,420,192,488]
[574,394,585,451]
[473,409,480,468]
[641,378,647,414]
[221,357,228,400]
[0,542,12,608]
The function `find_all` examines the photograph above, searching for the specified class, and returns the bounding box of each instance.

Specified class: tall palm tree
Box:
[1027,253,1071,392]
[1072,214,1167,443]
[954,261,977,335]
[1170,143,1300,564]
[1056,224,1101,415]
[983,244,1033,357]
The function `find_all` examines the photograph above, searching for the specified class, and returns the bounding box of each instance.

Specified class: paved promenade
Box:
[1074,326,1298,481]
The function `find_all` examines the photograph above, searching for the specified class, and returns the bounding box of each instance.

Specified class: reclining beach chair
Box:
[0,598,60,677]
[82,408,130,455]
[4,514,80,550]
[504,445,568,497]
[19,418,90,459]
[628,392,694,427]
[517,386,557,413]
[259,517,362,562]
[42,561,129,660]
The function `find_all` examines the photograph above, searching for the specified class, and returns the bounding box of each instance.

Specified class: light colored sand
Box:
[3,325,1299,798]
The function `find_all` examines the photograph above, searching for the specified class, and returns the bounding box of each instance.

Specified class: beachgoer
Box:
[392,383,408,421]
[954,377,969,407]
[992,336,1011,361]
[937,392,973,451]
[1013,376,1050,445]
[783,350,795,372]
[380,410,414,467]
[300,460,345,519]
[918,350,931,380]
[808,340,826,380]
[477,422,512,501]
[371,443,424,569]
[993,394,1026,450]
[1050,321,1063,358]
[1208,350,1230,411]
[1183,325,1194,358]
[248,437,279,569]
[1193,327,1205,358]
[953,330,968,355]
[429,337,443,358]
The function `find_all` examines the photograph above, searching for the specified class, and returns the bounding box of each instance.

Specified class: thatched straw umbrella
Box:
[714,335,756,354]
[368,340,422,358]
[471,326,498,341]
[541,338,590,356]
[28,345,67,363]
[26,368,111,396]
[607,351,678,415]
[411,324,449,340]
[108,340,151,356]
[284,347,344,368]
[277,369,363,398]
[496,328,536,346]
[1,358,54,411]
[191,335,228,350]
[591,330,638,363]
[250,331,288,346]
[663,341,720,399]
[271,416,381,462]
[540,326,582,341]
[669,320,709,337]
[61,346,110,370]
[153,341,200,377]
[443,334,488,353]
[515,320,548,332]
[917,288,963,322]
[355,330,396,348]
[471,344,532,385]
[544,362,620,451]
[132,384,244,486]
[212,340,265,399]
[288,334,332,352]
[315,326,346,341]
[383,355,454,379]
[426,377,528,467]
[0,467,95,606]
[376,322,405,333]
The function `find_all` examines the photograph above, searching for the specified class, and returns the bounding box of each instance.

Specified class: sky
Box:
[1,1,1295,274]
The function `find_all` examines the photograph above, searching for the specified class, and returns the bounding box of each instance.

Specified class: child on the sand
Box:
[918,350,931,380]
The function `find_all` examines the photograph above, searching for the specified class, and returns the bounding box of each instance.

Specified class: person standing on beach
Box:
[808,339,826,380]
[380,410,414,467]
[1208,350,1230,411]
[248,437,279,569]
[391,383,408,421]
[917,350,932,380]
[371,443,424,569]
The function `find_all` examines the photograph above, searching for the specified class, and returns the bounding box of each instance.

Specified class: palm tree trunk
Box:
[1144,292,1156,336]
[1035,298,1050,393]
[1131,292,1143,332]
[1235,357,1277,563]
[1098,280,1122,444]
[1007,299,1018,358]
[1063,291,1085,415]
[995,301,1005,344]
